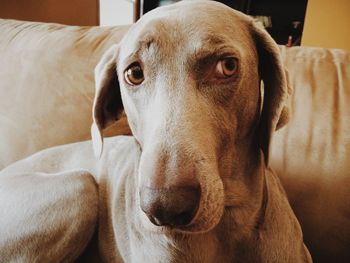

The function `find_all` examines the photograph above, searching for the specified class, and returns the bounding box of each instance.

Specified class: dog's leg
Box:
[0,170,98,262]
[0,141,99,261]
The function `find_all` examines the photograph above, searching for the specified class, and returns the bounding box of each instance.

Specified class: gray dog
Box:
[0,1,312,262]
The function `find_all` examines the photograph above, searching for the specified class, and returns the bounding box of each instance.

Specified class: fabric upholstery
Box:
[272,46,350,262]
[0,19,129,169]
[274,46,350,175]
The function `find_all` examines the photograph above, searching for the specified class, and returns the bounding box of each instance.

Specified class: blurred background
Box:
[0,0,349,50]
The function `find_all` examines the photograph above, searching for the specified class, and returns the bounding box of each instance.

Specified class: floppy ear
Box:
[275,68,292,130]
[252,22,289,165]
[91,44,124,158]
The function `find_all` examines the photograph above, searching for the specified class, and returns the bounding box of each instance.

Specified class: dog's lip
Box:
[150,225,210,235]
[138,209,209,234]
[143,217,220,235]
[141,205,220,234]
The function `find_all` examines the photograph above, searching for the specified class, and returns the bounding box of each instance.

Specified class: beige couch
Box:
[0,19,349,262]
[273,46,350,262]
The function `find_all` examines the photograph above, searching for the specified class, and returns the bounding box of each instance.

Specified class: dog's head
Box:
[91,0,289,233]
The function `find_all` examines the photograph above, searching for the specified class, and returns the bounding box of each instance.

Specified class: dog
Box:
[0,1,312,262]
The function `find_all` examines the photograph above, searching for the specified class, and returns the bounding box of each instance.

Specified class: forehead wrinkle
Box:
[189,32,233,53]
[136,19,172,48]
[190,34,240,62]
[125,36,157,59]
[202,35,230,46]
[193,44,238,58]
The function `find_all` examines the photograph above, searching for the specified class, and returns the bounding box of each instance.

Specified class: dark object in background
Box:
[140,0,308,46]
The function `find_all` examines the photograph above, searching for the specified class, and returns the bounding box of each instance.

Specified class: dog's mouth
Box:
[139,212,223,234]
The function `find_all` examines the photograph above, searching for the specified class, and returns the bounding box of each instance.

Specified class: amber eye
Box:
[124,63,144,85]
[215,57,238,78]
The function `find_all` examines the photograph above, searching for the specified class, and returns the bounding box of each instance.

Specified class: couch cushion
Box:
[0,19,130,169]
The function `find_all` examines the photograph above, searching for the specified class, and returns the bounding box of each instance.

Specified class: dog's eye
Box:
[124,63,144,85]
[215,57,238,78]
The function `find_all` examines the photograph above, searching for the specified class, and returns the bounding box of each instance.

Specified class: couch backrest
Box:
[272,46,350,262]
[273,46,350,178]
[0,19,129,169]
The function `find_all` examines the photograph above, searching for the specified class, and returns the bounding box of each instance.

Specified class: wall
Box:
[0,0,99,26]
[302,0,350,50]
[99,0,133,26]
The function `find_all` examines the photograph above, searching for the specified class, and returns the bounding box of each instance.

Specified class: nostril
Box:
[140,185,201,227]
[148,215,161,226]
[172,211,195,226]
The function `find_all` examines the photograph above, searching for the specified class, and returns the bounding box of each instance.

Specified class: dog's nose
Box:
[140,185,201,227]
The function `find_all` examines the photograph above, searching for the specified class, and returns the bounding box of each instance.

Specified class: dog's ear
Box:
[91,44,124,158]
[275,68,292,131]
[252,22,289,165]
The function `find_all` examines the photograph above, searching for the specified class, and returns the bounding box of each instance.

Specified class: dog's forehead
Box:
[119,1,253,61]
